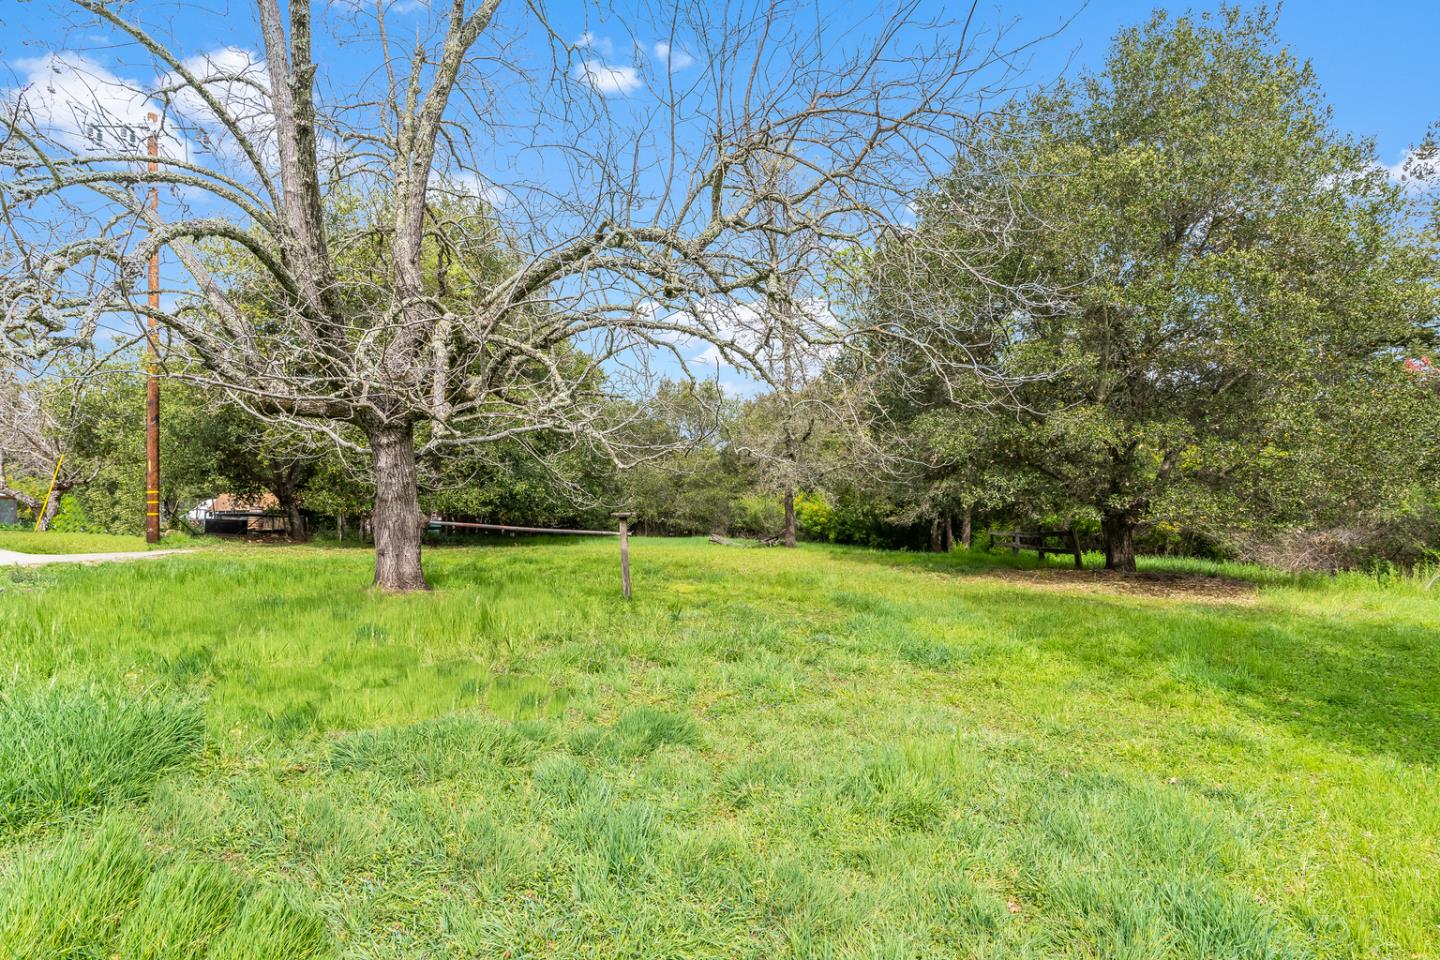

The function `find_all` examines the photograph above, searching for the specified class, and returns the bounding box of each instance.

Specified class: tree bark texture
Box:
[369,422,429,591]
[1101,510,1138,572]
[782,488,797,548]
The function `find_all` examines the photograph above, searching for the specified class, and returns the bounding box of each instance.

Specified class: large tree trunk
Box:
[929,515,943,552]
[272,484,306,541]
[282,497,306,541]
[368,422,428,591]
[959,507,973,549]
[782,488,797,548]
[1101,510,1137,573]
[269,466,309,541]
[942,514,954,552]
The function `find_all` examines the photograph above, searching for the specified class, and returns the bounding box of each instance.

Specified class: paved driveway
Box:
[0,548,194,567]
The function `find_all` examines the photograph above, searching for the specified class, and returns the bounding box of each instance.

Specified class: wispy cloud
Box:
[165,46,273,164]
[433,170,509,207]
[573,31,615,57]
[7,47,274,169]
[9,53,157,154]
[690,342,726,367]
[1381,145,1436,190]
[573,60,643,97]
[652,41,694,70]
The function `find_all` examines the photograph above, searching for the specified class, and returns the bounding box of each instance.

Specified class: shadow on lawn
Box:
[823,541,1338,590]
[834,548,1439,768]
[1025,587,1440,765]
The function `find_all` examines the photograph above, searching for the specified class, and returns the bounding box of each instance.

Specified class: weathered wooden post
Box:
[613,512,633,599]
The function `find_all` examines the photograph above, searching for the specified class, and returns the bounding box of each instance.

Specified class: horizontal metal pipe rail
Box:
[428,514,635,599]
[428,520,617,536]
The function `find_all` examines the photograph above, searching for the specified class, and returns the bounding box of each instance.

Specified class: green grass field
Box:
[0,537,1435,958]
[0,529,158,554]
[0,528,224,556]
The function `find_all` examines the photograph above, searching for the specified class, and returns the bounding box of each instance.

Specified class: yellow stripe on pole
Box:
[33,453,64,533]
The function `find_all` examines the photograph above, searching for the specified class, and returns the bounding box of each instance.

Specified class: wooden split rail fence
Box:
[989,529,1085,569]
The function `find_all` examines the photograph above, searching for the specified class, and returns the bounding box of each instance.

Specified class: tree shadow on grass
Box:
[831,549,1439,768]
[824,541,1341,591]
[1011,587,1435,767]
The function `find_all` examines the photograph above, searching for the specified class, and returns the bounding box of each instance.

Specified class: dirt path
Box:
[0,548,195,567]
[967,567,1259,604]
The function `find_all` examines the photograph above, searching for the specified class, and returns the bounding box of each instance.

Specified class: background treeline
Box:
[4,8,1438,572]
[10,348,1438,572]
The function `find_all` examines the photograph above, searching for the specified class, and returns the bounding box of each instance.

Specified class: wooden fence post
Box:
[613,512,633,599]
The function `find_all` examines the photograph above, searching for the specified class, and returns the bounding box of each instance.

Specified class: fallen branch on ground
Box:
[708,533,782,548]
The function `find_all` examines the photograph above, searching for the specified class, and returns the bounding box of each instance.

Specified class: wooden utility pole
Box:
[144,112,161,544]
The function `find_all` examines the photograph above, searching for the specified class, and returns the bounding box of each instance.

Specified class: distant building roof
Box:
[209,492,280,512]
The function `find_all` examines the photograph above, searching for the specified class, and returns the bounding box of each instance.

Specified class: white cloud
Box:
[7,47,275,173]
[1382,146,1436,191]
[690,342,726,367]
[669,299,764,345]
[9,53,158,154]
[574,31,615,56]
[652,41,694,70]
[668,295,837,382]
[166,47,273,164]
[433,170,509,207]
[573,60,643,97]
[174,46,268,109]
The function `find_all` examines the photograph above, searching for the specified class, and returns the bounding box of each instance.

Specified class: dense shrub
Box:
[797,491,929,549]
[730,494,784,537]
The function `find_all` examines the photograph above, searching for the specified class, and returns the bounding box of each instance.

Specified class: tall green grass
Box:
[0,685,203,830]
[0,529,221,555]
[0,530,153,554]
[0,538,1435,958]
[1137,551,1440,594]
[0,821,332,960]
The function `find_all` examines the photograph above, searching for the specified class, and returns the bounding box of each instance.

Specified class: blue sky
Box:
[5,1,1434,168]
[987,0,1438,170]
[3,0,1435,393]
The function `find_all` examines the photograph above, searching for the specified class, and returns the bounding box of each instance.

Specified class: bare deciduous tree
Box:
[2,0,1035,589]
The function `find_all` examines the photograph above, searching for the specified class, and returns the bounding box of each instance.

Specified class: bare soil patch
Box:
[973,567,1259,604]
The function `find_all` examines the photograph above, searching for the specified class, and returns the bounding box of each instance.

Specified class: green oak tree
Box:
[892,6,1438,569]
